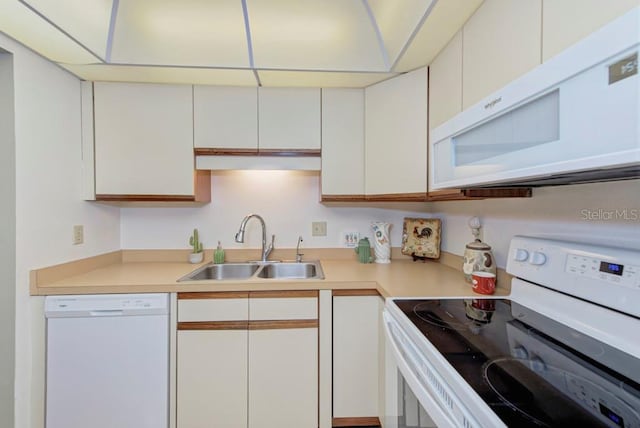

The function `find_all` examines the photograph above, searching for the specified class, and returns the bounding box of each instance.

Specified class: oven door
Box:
[383,311,454,428]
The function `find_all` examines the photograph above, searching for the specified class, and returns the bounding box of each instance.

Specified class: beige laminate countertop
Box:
[31,255,511,299]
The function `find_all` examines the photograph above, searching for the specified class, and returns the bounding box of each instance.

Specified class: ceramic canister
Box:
[462,239,496,283]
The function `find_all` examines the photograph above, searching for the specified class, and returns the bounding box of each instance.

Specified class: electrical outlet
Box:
[311,221,327,237]
[341,231,359,248]
[73,225,84,245]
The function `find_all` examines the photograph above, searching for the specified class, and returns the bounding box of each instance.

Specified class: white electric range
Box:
[383,236,640,428]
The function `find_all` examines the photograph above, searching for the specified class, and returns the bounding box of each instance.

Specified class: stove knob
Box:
[529,251,547,266]
[514,249,529,262]
[511,346,529,360]
[530,356,547,372]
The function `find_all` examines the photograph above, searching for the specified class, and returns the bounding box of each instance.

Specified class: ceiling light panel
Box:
[0,0,100,64]
[366,0,435,66]
[247,0,386,72]
[257,70,397,88]
[394,0,483,72]
[61,64,258,86]
[21,0,112,60]
[111,0,250,67]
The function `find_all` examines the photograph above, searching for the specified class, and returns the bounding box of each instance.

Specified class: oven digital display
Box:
[599,403,624,427]
[600,262,624,276]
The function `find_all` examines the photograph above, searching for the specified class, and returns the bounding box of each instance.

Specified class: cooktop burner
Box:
[394,298,640,428]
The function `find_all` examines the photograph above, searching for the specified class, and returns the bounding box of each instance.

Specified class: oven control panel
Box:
[565,253,640,289]
[507,236,640,319]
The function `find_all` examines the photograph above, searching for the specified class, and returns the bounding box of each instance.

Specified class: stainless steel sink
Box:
[180,262,260,281]
[256,262,323,280]
[179,260,324,281]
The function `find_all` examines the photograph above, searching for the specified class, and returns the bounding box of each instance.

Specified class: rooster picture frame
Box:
[401,218,442,260]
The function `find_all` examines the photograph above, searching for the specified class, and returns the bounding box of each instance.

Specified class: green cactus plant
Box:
[189,228,203,253]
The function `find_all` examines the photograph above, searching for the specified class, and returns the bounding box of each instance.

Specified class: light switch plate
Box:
[73,225,84,245]
[312,221,327,237]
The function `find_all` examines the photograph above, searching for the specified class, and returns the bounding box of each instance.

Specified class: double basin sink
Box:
[179,260,324,282]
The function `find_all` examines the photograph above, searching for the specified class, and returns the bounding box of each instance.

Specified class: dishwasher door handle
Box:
[89,310,124,317]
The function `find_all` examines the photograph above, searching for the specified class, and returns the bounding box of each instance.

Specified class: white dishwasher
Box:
[45,293,169,428]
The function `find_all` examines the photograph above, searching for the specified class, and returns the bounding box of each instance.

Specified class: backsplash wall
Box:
[120,171,433,253]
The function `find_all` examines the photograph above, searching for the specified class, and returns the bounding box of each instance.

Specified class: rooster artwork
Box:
[401,218,442,261]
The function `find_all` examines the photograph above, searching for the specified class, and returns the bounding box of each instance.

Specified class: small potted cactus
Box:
[188,228,204,264]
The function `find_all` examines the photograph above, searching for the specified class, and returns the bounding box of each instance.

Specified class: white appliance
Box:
[383,236,640,428]
[430,7,640,190]
[45,293,170,428]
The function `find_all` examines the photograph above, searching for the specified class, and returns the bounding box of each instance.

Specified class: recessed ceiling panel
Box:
[111,0,250,67]
[248,0,386,72]
[394,0,483,72]
[62,64,258,86]
[22,0,112,60]
[257,70,397,87]
[366,0,435,66]
[0,1,101,64]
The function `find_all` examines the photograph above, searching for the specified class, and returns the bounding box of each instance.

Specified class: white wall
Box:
[121,171,431,253]
[0,50,16,428]
[430,180,640,268]
[0,33,122,428]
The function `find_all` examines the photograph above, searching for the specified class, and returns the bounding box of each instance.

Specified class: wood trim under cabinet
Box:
[321,194,368,202]
[364,192,428,202]
[249,290,319,299]
[195,148,321,157]
[248,319,319,330]
[332,289,380,297]
[178,292,249,300]
[96,194,197,202]
[332,416,381,427]
[177,321,248,330]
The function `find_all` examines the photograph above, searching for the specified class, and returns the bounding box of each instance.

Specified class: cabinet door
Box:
[462,0,542,109]
[258,87,321,150]
[177,330,248,428]
[365,67,428,196]
[248,327,318,428]
[193,85,258,150]
[94,82,194,196]
[428,31,463,131]
[333,294,380,419]
[542,0,639,61]
[321,88,365,198]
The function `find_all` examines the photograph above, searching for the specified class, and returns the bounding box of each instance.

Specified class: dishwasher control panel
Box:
[45,293,169,317]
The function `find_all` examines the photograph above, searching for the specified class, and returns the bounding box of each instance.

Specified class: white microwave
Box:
[430,7,639,190]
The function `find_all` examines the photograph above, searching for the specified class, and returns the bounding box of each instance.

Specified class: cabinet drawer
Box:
[249,291,318,321]
[178,293,248,322]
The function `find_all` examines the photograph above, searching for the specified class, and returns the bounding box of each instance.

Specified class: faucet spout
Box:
[234,214,273,262]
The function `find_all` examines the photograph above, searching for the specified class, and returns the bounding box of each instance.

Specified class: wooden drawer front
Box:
[249,296,318,321]
[178,298,248,322]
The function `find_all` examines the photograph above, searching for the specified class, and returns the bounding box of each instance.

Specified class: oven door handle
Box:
[383,311,459,428]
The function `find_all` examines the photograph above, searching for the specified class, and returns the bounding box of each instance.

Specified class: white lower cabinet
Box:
[249,327,318,428]
[176,292,318,428]
[177,330,248,428]
[332,292,382,424]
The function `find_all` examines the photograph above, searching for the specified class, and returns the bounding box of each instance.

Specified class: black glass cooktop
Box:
[394,298,640,428]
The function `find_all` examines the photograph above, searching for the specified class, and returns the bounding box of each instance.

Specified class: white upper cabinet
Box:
[93,82,195,196]
[365,67,428,196]
[258,87,321,151]
[321,88,365,198]
[462,0,542,109]
[193,85,258,150]
[542,0,639,61]
[428,30,463,130]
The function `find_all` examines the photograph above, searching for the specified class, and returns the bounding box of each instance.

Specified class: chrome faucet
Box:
[234,214,274,262]
[296,236,304,263]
